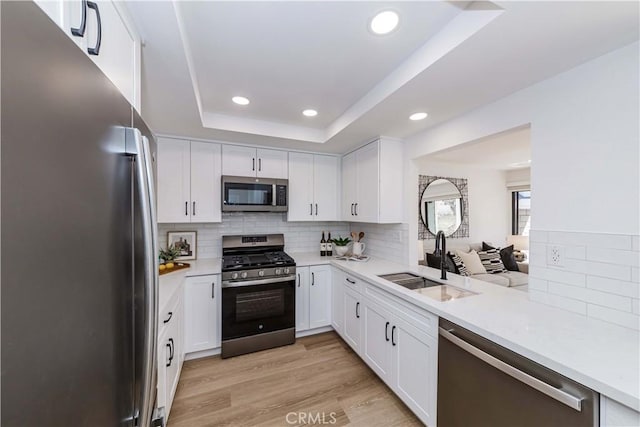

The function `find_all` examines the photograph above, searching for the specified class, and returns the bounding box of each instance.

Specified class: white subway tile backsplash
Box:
[586,276,640,299]
[529,229,640,328]
[547,281,632,312]
[530,265,586,287]
[586,304,640,330]
[586,247,640,267]
[350,222,408,265]
[529,290,587,315]
[528,277,548,292]
[159,213,349,259]
[547,231,632,250]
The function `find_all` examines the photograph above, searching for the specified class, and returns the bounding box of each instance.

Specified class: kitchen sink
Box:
[378,272,442,290]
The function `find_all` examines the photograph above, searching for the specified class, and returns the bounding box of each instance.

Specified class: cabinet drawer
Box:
[365,284,438,338]
[159,292,180,337]
[343,273,363,293]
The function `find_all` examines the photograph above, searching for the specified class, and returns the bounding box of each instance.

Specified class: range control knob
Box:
[258,270,265,277]
[231,272,239,280]
[275,268,282,275]
[284,267,290,274]
[241,272,248,279]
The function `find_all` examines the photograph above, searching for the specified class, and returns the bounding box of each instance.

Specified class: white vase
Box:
[335,245,348,256]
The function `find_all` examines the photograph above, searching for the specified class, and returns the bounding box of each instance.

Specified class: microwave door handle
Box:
[272,184,277,206]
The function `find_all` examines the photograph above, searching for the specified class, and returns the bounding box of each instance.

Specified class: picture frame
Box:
[167,231,197,260]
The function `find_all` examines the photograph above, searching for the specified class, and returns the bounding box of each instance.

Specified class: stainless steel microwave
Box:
[222,176,288,212]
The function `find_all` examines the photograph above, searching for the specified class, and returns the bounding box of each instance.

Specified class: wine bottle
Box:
[320,231,327,256]
[327,232,333,256]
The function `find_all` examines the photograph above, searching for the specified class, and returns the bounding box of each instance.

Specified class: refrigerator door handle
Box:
[128,128,159,427]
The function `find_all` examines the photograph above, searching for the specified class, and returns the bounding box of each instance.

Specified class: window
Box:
[511,190,531,235]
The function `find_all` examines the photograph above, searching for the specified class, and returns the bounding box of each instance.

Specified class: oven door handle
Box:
[222,275,296,288]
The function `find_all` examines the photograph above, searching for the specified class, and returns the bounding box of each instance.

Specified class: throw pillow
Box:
[449,252,469,276]
[482,242,520,272]
[477,249,507,274]
[426,252,457,273]
[455,249,487,275]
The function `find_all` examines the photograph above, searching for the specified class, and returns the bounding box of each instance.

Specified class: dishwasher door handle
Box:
[438,327,583,412]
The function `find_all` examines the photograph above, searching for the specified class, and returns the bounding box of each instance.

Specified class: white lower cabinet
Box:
[342,287,362,353]
[331,268,438,427]
[157,289,184,420]
[600,396,640,427]
[184,274,220,353]
[296,265,332,332]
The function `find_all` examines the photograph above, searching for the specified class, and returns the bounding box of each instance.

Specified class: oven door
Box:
[222,278,295,341]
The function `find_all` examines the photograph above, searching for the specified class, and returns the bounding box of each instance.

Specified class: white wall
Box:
[505,167,530,188]
[415,158,508,252]
[404,41,639,328]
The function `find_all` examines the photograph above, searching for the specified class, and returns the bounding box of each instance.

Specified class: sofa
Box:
[421,242,529,290]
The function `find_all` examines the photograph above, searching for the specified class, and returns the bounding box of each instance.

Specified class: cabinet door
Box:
[355,142,379,223]
[256,148,288,179]
[35,0,65,29]
[392,316,437,426]
[85,1,138,108]
[190,142,221,223]
[331,269,344,336]
[63,0,87,48]
[341,151,357,220]
[222,145,256,177]
[184,275,218,353]
[362,298,393,385]
[287,152,314,222]
[313,155,340,221]
[342,287,361,353]
[309,265,332,329]
[157,138,191,223]
[295,268,310,332]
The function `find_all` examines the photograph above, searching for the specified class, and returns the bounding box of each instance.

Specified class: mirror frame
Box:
[418,175,469,240]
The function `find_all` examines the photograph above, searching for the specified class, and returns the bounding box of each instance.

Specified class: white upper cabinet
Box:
[157,138,222,223]
[35,0,141,111]
[342,138,403,223]
[222,145,288,179]
[288,153,340,222]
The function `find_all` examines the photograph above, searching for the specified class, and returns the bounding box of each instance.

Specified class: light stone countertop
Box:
[157,254,639,410]
[330,258,640,412]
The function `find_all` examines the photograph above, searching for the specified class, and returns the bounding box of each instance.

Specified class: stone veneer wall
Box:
[158,213,349,259]
[528,230,639,330]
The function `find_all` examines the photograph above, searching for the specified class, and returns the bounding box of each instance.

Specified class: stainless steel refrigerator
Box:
[2,2,160,426]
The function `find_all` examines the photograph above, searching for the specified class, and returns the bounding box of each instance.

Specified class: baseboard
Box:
[184,326,336,361]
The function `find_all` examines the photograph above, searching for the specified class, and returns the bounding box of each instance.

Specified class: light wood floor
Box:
[168,332,423,427]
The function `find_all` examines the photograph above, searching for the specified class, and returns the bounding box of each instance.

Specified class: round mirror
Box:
[420,179,463,236]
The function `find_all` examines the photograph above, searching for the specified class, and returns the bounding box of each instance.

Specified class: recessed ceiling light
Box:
[302,109,318,117]
[409,112,428,121]
[232,96,250,105]
[370,10,399,35]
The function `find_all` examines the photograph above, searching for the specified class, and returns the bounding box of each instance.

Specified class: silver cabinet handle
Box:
[356,301,360,318]
[297,273,301,287]
[315,203,318,216]
[193,201,196,216]
[355,203,358,216]
[311,272,315,286]
[185,201,188,216]
[351,203,354,215]
[252,158,255,171]
[439,327,583,411]
[127,129,158,427]
[259,158,262,171]
[310,203,313,216]
[211,282,215,298]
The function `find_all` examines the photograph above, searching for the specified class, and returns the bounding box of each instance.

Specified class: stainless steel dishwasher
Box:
[438,319,598,427]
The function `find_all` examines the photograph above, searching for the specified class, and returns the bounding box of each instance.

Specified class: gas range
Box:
[221,234,296,284]
[220,234,297,358]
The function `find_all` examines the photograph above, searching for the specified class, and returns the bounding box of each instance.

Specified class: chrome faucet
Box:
[434,231,447,280]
